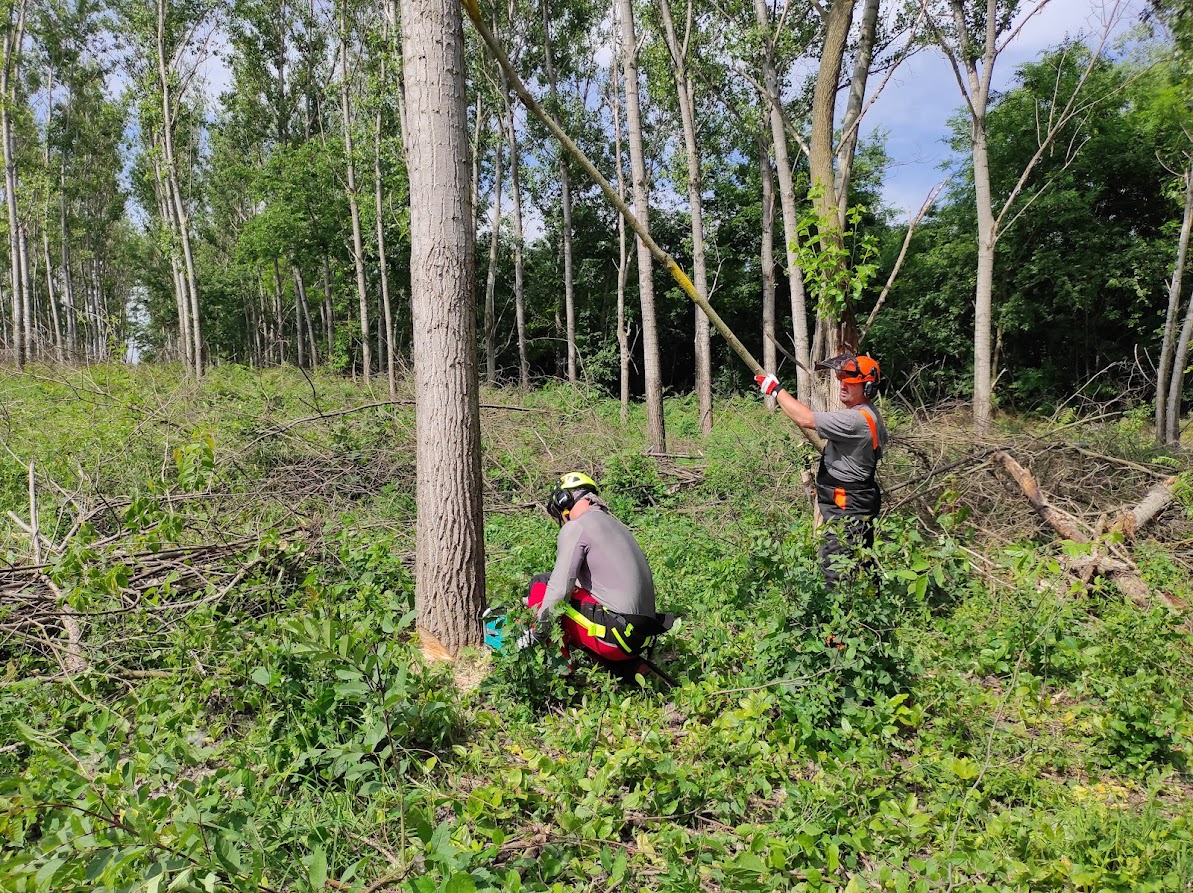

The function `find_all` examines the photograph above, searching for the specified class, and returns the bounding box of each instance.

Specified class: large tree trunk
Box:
[541,0,577,382]
[754,0,810,403]
[483,112,502,385]
[502,74,530,389]
[1157,166,1193,443]
[659,0,712,434]
[807,0,857,409]
[340,0,371,385]
[401,0,487,654]
[760,139,777,412]
[618,0,665,452]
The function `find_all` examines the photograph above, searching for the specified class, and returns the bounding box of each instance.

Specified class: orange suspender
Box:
[857,407,879,452]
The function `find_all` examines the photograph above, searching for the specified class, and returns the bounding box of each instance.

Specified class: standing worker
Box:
[756,354,888,588]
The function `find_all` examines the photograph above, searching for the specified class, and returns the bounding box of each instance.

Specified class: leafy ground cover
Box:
[2,364,1193,892]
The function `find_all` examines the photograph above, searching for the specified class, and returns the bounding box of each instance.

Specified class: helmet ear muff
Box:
[863,379,878,400]
[546,485,576,525]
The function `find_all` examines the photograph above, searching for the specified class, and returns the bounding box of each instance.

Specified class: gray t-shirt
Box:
[538,507,656,619]
[812,402,888,483]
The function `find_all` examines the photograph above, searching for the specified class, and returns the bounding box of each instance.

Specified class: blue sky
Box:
[859,0,1146,218]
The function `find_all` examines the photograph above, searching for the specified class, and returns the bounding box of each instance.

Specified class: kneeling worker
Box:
[756,353,888,589]
[520,472,666,671]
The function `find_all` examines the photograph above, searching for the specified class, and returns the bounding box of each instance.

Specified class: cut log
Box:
[993,451,1182,612]
[992,451,1085,540]
[1110,476,1178,540]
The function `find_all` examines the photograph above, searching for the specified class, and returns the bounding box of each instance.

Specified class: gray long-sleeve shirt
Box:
[538,507,656,620]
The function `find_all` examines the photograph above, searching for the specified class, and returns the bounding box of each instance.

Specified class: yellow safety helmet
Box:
[546,472,600,525]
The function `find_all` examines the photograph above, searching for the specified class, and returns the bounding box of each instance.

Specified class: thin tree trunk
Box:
[1157,166,1193,442]
[401,0,486,654]
[59,167,76,360]
[760,139,777,412]
[294,264,318,366]
[375,101,396,398]
[41,227,63,363]
[659,0,711,433]
[483,112,502,385]
[501,75,530,388]
[541,0,577,382]
[19,221,33,358]
[610,10,630,424]
[1166,266,1193,444]
[322,254,334,351]
[340,0,371,384]
[272,259,289,363]
[1,0,27,369]
[291,265,305,367]
[156,0,202,376]
[972,123,997,434]
[833,0,878,227]
[374,9,397,398]
[754,0,810,402]
[619,0,665,452]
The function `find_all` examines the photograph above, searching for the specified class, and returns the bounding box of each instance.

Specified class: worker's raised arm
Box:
[756,373,816,430]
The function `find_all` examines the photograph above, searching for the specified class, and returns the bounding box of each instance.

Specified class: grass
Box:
[2,363,1192,892]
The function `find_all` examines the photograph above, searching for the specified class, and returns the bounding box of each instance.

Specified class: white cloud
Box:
[861,0,1147,219]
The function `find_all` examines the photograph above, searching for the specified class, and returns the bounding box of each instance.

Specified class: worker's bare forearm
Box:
[776,388,815,429]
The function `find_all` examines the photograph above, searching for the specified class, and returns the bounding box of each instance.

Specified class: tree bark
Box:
[834,0,878,227]
[401,0,487,654]
[619,0,666,451]
[760,139,777,412]
[502,73,530,389]
[754,0,810,402]
[541,0,577,382]
[375,95,396,398]
[1158,166,1192,443]
[157,0,202,376]
[483,111,502,385]
[609,8,631,424]
[658,0,712,434]
[340,0,372,384]
[2,0,28,369]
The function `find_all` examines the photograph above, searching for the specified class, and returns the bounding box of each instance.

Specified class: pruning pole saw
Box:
[459,0,825,455]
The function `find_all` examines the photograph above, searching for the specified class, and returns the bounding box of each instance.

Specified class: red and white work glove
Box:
[755,373,781,397]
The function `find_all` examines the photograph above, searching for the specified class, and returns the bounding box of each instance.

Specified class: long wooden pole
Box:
[461,0,760,377]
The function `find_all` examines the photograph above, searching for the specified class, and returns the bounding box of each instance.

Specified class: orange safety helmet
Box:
[816,353,881,398]
[816,352,880,384]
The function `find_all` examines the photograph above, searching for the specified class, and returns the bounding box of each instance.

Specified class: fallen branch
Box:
[992,451,1182,611]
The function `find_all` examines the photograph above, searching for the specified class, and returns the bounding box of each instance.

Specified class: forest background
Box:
[4,0,1193,889]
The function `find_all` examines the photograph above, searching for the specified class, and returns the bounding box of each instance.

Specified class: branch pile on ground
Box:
[879,409,1190,607]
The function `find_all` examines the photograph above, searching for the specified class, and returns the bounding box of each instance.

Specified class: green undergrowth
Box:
[2,365,1192,892]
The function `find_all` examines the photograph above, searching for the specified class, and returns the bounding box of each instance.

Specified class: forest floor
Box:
[2,363,1193,892]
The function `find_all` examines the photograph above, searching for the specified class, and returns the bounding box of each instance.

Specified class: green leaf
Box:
[444,872,477,893]
[250,666,271,686]
[609,852,627,885]
[35,858,65,889]
[214,835,242,875]
[308,845,327,890]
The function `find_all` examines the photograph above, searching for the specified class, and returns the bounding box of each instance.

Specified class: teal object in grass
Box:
[483,607,507,651]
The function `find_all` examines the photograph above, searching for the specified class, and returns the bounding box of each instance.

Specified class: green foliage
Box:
[796,192,881,320]
[3,369,1192,892]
